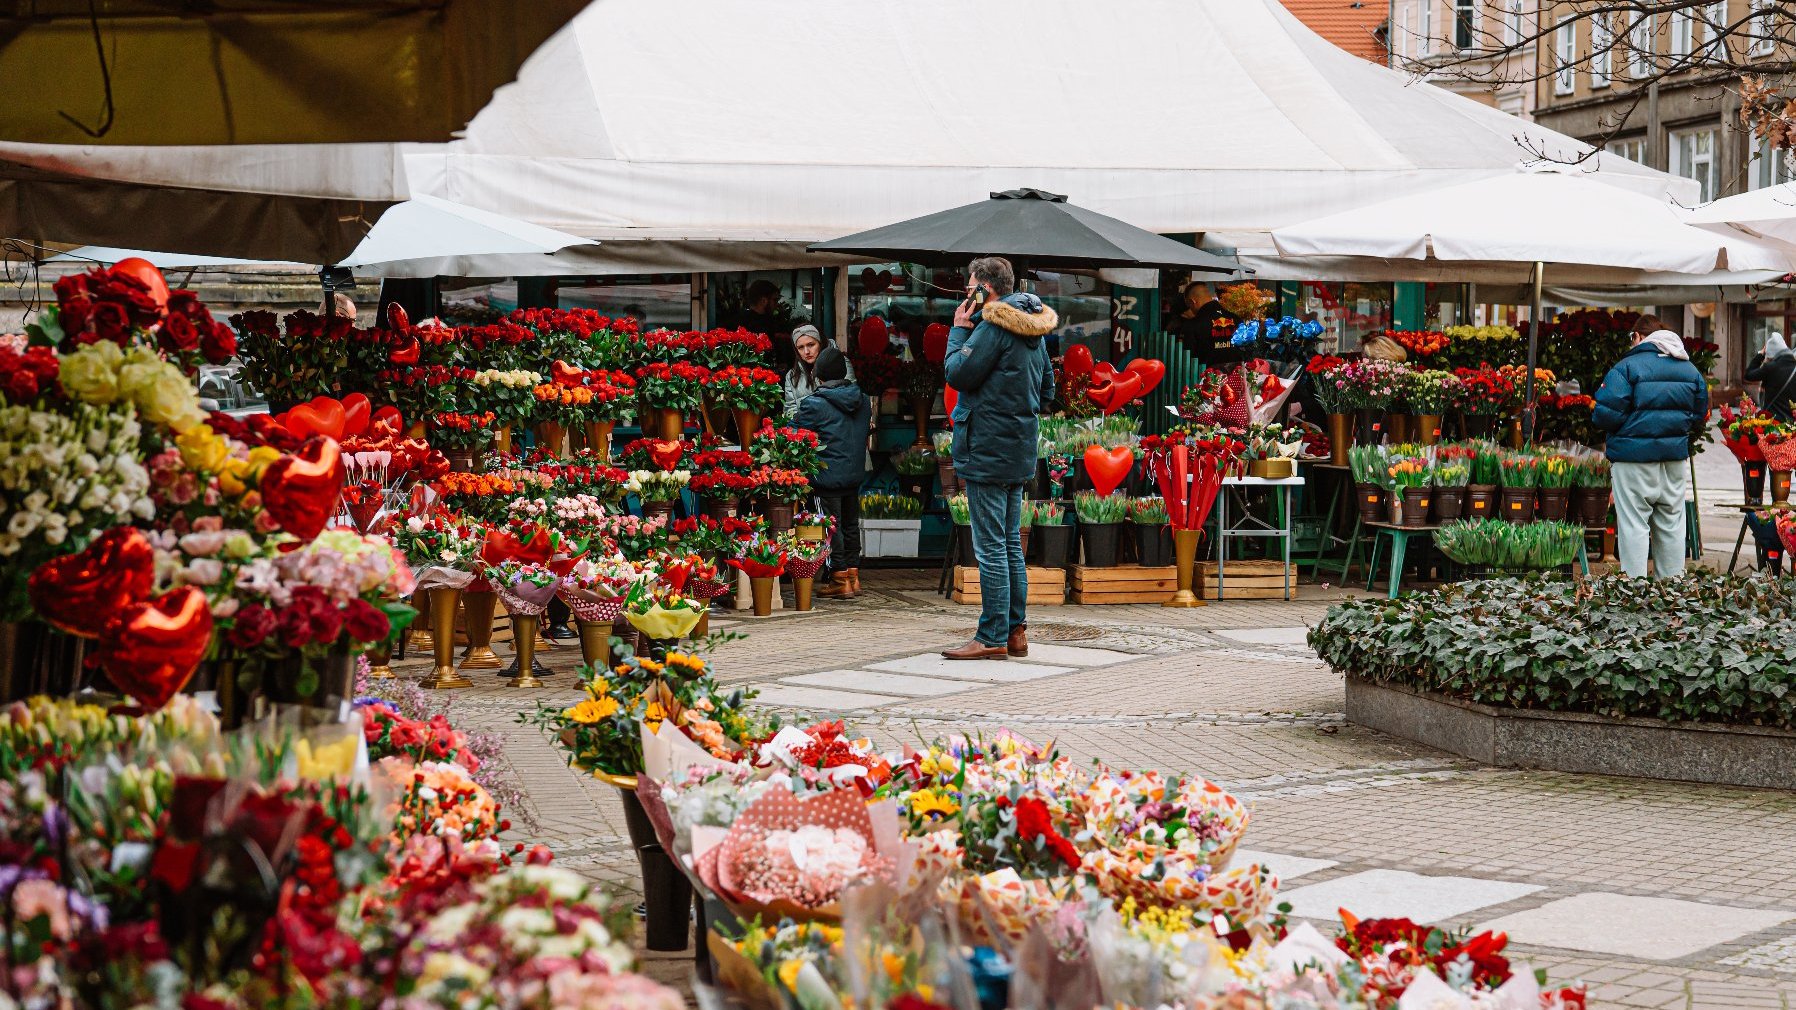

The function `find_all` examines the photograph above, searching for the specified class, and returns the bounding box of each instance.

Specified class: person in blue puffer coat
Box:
[1591,314,1709,578]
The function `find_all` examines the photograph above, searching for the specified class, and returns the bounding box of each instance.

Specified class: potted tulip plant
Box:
[1030,500,1072,568]
[1128,496,1171,567]
[1074,491,1130,568]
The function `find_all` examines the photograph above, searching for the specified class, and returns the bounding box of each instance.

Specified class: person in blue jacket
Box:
[939,257,1057,660]
[1590,314,1709,578]
[791,346,870,599]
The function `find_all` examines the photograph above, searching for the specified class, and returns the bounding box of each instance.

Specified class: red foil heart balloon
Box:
[1088,373,1144,414]
[1063,343,1094,379]
[386,302,411,331]
[922,323,950,364]
[340,392,371,437]
[1091,361,1117,384]
[111,257,170,313]
[261,437,345,541]
[28,527,156,638]
[97,587,214,710]
[1084,445,1135,497]
[1124,357,1167,398]
[368,406,404,439]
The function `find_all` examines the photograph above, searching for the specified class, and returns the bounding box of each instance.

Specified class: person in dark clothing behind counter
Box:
[1169,282,1244,368]
[793,346,871,600]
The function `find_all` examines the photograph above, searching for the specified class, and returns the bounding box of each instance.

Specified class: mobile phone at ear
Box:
[970,288,988,307]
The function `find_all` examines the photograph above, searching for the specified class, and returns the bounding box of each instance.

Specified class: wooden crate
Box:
[1197,559,1294,600]
[951,566,1066,606]
[1069,563,1178,605]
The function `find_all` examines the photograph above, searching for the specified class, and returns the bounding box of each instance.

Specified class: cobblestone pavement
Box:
[392,569,1796,1008]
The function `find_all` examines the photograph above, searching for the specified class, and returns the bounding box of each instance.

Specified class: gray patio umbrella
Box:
[810,189,1242,273]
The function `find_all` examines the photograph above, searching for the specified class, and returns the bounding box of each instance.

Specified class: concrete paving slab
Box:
[1281,868,1542,924]
[783,670,973,697]
[869,654,1075,682]
[749,684,905,710]
[1484,893,1796,961]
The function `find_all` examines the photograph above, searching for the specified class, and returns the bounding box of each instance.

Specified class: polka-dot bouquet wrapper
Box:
[784,557,824,580]
[684,576,732,601]
[560,591,624,624]
[699,783,890,923]
[1082,772,1250,872]
[941,868,1068,948]
[1084,845,1277,926]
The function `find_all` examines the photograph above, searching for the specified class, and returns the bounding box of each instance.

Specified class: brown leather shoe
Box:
[846,568,861,594]
[941,639,1008,661]
[1007,624,1028,657]
[815,574,854,599]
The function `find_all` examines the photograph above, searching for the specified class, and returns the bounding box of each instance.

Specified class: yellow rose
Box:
[177,426,228,472]
[57,342,123,405]
[216,460,249,497]
[118,351,204,431]
[244,445,282,477]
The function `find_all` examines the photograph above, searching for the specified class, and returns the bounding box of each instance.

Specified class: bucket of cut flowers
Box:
[1388,457,1431,526]
[1498,453,1539,523]
[1074,491,1130,567]
[1534,452,1575,521]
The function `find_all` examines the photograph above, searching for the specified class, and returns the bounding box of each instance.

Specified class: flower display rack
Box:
[1068,563,1178,604]
[949,565,1067,607]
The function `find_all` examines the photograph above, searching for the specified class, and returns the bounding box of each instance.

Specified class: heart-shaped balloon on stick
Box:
[282,397,347,442]
[1088,373,1144,414]
[96,586,214,710]
[110,257,170,315]
[1063,343,1094,380]
[261,436,346,541]
[1084,445,1136,497]
[27,527,156,638]
[340,392,371,437]
[1124,357,1167,398]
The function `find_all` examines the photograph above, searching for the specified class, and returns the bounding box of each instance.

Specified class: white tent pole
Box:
[1524,260,1545,446]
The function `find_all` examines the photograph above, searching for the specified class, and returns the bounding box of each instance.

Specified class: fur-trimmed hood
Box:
[980,292,1058,341]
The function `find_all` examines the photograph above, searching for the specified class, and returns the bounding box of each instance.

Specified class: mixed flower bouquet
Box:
[1401,369,1460,416]
[1719,397,1782,463]
[731,531,790,579]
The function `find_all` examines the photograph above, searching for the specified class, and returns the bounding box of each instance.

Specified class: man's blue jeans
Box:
[965,480,1027,647]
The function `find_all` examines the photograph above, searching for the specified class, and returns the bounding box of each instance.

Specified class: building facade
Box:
[1531,0,1796,388]
[1389,0,1540,119]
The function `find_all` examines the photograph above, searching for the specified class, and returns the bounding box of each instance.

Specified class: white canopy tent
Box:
[1270,169,1796,437]
[47,196,595,278]
[1686,182,1796,250]
[0,0,1696,269]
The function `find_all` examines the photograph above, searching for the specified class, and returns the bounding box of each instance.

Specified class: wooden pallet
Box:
[1069,563,1178,605]
[951,566,1066,606]
[1197,559,1294,600]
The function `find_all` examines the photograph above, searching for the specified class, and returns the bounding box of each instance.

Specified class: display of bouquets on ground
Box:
[524,642,760,781]
[1720,396,1783,463]
[558,551,645,625]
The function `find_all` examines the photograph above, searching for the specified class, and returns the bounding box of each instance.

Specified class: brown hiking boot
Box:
[815,573,855,599]
[845,568,861,595]
[942,639,1008,661]
[1007,624,1028,657]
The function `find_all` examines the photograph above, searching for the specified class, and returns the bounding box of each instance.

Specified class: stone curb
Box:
[1344,676,1796,790]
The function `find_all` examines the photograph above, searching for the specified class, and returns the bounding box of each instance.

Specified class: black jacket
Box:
[792,380,870,491]
[1746,350,1796,421]
[945,293,1058,485]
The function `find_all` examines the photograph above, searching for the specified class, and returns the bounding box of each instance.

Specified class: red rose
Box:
[159,314,201,353]
[4,370,40,403]
[92,272,163,326]
[343,599,390,644]
[201,322,237,364]
[168,290,206,322]
[278,604,318,649]
[228,604,278,650]
[58,294,94,335]
[90,301,132,345]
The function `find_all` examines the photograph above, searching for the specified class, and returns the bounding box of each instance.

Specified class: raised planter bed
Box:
[1346,676,1796,790]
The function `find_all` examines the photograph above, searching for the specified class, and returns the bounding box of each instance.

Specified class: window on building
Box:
[1751,0,1776,57]
[1669,127,1719,202]
[1702,2,1729,58]
[1505,0,1526,45]
[1628,15,1654,77]
[1670,10,1693,57]
[1454,0,1478,50]
[1421,0,1433,55]
[1591,14,1613,86]
[1751,135,1796,190]
[1607,136,1649,165]
[1397,1,1411,61]
[1554,19,1576,95]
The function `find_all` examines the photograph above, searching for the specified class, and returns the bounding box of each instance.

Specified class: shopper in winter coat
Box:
[781,325,856,418]
[1591,315,1710,578]
[792,346,870,599]
[940,257,1057,661]
[1745,332,1796,421]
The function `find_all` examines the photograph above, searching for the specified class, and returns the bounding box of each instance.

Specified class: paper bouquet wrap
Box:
[411,564,475,593]
[942,868,1069,948]
[691,784,913,925]
[1765,438,1796,472]
[1724,436,1767,464]
[627,601,705,640]
[494,570,560,616]
[1083,845,1280,926]
[1082,773,1250,874]
[559,583,626,624]
[683,575,733,601]
[785,557,825,580]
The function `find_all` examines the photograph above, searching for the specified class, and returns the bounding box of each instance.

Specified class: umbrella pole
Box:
[1523,260,1544,446]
